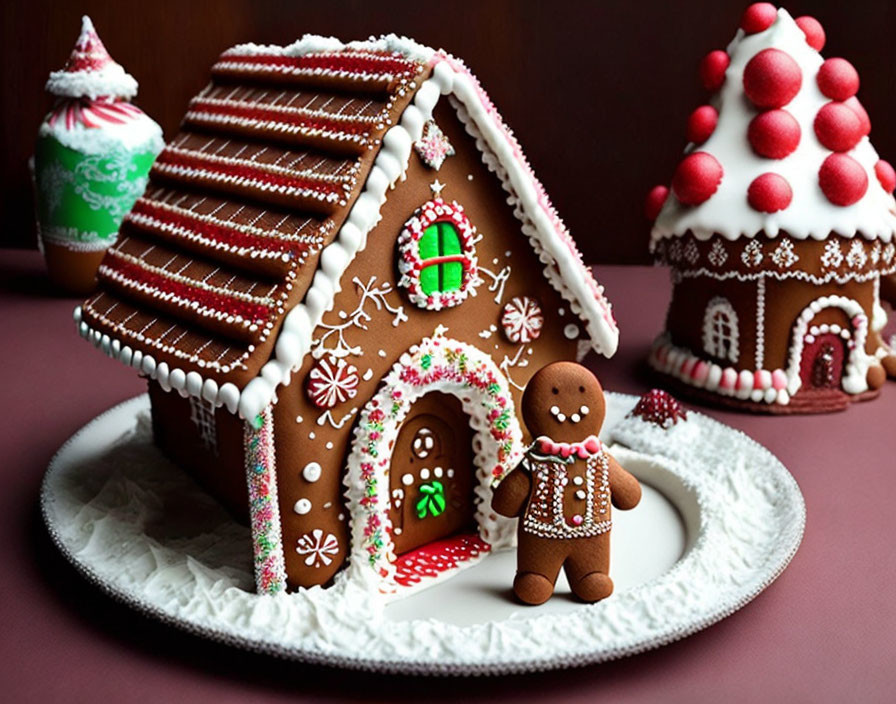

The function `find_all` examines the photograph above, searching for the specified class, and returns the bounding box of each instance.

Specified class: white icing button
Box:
[575,490,586,500]
[557,413,567,423]
[402,473,414,486]
[434,466,443,478]
[394,527,403,535]
[550,405,560,415]
[447,468,455,478]
[302,462,322,483]
[564,324,580,339]
[293,498,312,515]
[580,405,590,415]
[420,467,431,480]
[570,413,581,423]
[573,476,584,486]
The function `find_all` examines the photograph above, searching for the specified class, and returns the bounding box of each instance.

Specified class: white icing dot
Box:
[467,174,474,181]
[294,498,312,515]
[575,490,586,500]
[420,467,431,480]
[447,468,455,478]
[394,527,403,535]
[378,349,387,358]
[434,466,443,478]
[323,501,332,509]
[573,476,584,486]
[309,431,316,440]
[362,368,374,381]
[580,405,590,415]
[326,441,334,450]
[338,513,345,521]
[402,473,414,486]
[302,462,322,482]
[295,415,303,423]
[558,308,565,316]
[570,413,581,423]
[564,324,580,339]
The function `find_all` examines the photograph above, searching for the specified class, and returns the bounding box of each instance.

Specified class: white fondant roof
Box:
[652,9,896,245]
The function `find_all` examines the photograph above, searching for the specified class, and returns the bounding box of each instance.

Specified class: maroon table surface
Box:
[1,249,894,702]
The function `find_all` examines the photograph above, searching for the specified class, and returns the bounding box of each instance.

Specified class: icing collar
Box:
[531,435,602,461]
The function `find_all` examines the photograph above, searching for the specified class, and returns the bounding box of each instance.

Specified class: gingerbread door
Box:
[800,333,846,390]
[388,392,476,555]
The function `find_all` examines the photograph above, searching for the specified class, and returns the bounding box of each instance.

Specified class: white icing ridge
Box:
[652,9,896,244]
[39,109,163,156]
[41,393,805,674]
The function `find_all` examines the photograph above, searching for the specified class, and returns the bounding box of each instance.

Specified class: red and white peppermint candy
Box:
[501,296,544,343]
[306,356,359,408]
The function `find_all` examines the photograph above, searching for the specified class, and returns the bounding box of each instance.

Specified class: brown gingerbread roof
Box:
[81,48,428,388]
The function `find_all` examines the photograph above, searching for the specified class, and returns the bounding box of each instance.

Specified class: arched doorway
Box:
[344,334,523,593]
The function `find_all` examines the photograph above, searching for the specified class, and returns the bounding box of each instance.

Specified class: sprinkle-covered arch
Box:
[344,334,522,590]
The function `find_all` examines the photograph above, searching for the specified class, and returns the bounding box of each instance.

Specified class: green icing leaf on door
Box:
[415,481,447,519]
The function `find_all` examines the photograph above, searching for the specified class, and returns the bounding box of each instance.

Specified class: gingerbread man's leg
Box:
[563,532,613,603]
[514,532,568,605]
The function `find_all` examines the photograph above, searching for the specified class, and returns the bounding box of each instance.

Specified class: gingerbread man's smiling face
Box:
[521,362,607,444]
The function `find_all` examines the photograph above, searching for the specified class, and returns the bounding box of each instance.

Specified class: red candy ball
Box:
[672,152,723,206]
[875,160,896,193]
[814,102,863,152]
[748,173,793,213]
[687,105,718,144]
[795,16,826,51]
[645,185,669,220]
[741,3,777,34]
[743,49,802,108]
[700,50,730,91]
[819,153,868,206]
[817,58,860,101]
[748,109,801,159]
[844,97,871,136]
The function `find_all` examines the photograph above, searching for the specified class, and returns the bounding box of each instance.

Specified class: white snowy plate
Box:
[41,392,805,675]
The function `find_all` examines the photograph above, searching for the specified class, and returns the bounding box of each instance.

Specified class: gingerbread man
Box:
[492,362,641,605]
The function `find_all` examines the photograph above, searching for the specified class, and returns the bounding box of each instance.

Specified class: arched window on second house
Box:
[702,296,740,363]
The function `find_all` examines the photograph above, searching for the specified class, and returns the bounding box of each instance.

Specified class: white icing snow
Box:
[41,392,805,674]
[652,9,896,244]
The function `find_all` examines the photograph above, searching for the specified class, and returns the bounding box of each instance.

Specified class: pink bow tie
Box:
[534,435,602,459]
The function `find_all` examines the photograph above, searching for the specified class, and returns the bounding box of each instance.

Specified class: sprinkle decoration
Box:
[413,119,455,170]
[628,389,688,429]
[347,335,520,584]
[306,355,360,408]
[501,296,544,343]
[244,406,287,595]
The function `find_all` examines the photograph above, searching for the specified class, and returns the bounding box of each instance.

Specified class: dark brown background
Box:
[3,0,895,263]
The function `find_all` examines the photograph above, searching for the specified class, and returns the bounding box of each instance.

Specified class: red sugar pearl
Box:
[687,105,718,144]
[844,96,871,136]
[741,3,777,34]
[700,50,730,91]
[814,102,863,152]
[796,15,826,51]
[743,49,802,108]
[672,152,723,206]
[817,58,860,101]
[819,153,868,206]
[748,173,793,213]
[875,160,896,193]
[748,109,801,159]
[645,185,669,220]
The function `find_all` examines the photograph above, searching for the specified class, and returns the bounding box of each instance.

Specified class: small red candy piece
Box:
[687,105,718,144]
[817,58,860,101]
[743,49,802,108]
[875,160,896,193]
[748,173,793,213]
[645,185,669,220]
[814,102,863,152]
[819,153,869,206]
[795,15,826,51]
[699,50,730,91]
[741,3,777,34]
[672,152,723,206]
[844,97,871,136]
[748,109,801,158]
[628,389,688,429]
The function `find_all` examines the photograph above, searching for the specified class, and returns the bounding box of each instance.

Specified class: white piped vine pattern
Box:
[702,297,740,363]
[344,334,521,592]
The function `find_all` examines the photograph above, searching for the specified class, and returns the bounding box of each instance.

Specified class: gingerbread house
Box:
[74,35,618,595]
[646,5,896,413]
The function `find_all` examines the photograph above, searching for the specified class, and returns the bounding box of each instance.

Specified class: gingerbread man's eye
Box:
[551,387,559,395]
[579,386,585,393]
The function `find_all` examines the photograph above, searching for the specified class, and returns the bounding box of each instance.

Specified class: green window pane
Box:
[416,221,465,295]
[420,265,440,295]
[419,224,441,259]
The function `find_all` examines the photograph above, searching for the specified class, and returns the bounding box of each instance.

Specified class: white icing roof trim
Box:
[75,34,618,420]
[652,9,896,245]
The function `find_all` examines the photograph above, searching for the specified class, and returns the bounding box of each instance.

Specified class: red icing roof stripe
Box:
[152,149,350,200]
[187,98,375,137]
[101,253,274,326]
[126,200,311,259]
[216,51,420,80]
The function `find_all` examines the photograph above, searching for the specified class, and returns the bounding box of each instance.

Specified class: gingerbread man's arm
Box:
[607,453,641,510]
[491,465,531,518]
